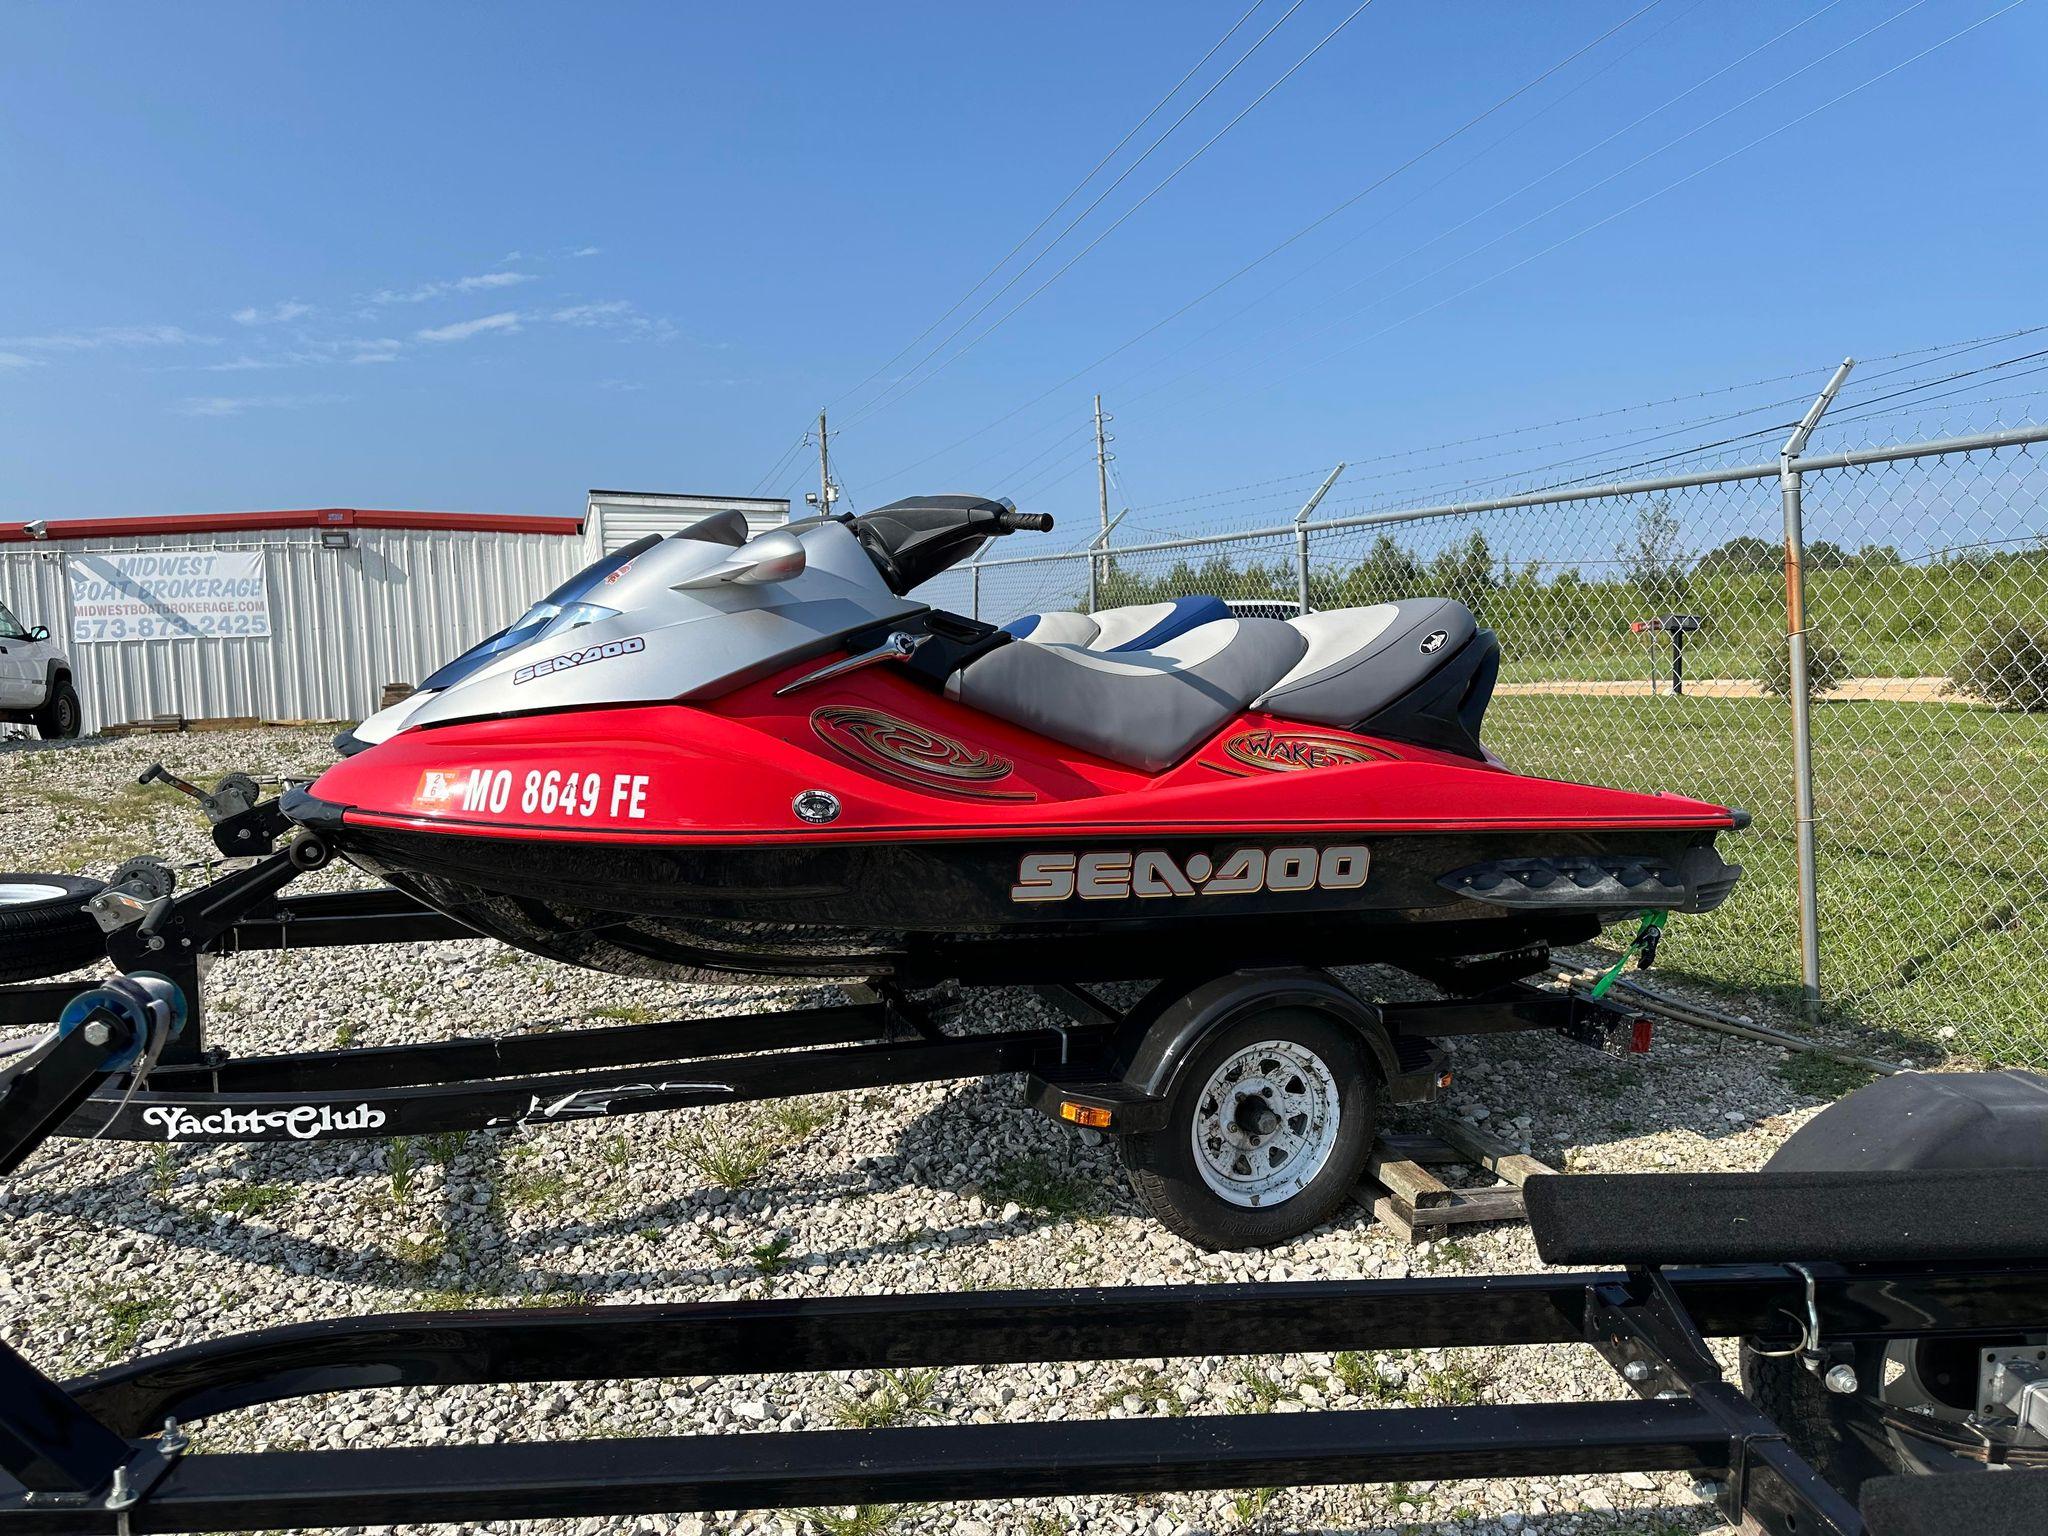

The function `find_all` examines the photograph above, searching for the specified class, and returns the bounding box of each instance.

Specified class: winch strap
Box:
[1590,909,1669,999]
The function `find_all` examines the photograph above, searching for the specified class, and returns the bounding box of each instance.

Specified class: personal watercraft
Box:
[283,495,1743,985]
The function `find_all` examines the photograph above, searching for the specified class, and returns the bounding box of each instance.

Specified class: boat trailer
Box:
[1,993,2044,1533]
[0,843,1643,1151]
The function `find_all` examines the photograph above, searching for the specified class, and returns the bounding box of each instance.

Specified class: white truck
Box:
[0,596,80,738]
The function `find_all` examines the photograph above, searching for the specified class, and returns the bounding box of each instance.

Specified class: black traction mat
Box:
[1860,1470,2048,1536]
[1523,1168,2048,1266]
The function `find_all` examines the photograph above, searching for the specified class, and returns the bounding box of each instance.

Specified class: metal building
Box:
[1,495,791,734]
[587,490,789,554]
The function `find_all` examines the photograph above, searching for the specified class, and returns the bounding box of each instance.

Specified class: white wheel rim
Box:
[1190,1037,1342,1208]
[0,881,69,907]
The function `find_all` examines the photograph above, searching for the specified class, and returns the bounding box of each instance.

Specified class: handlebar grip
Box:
[1000,511,1055,533]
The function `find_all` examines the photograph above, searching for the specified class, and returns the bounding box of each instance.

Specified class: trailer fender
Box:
[1110,967,1400,1105]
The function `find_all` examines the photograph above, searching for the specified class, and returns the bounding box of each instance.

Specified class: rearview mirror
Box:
[674,529,807,590]
[29,625,48,642]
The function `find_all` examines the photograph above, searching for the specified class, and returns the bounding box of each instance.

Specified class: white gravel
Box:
[0,729,1927,1536]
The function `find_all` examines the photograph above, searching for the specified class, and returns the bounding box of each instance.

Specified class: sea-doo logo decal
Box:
[1223,729,1374,773]
[141,1103,388,1140]
[1011,845,1369,903]
[811,706,1031,800]
[513,635,646,685]
[1419,629,1449,654]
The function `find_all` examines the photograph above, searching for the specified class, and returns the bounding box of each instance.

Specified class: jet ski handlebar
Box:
[852,496,1053,594]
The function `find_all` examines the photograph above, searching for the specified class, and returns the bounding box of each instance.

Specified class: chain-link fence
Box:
[960,423,2048,1067]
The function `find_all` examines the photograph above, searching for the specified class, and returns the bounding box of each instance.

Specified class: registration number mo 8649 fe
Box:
[1010,845,1369,903]
[414,767,652,821]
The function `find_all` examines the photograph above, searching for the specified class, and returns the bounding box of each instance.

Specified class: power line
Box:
[836,0,1317,431]
[862,0,1664,491]
[1185,0,2025,422]
[1122,0,1848,416]
[842,0,1378,433]
[1167,0,1925,420]
[821,0,1274,422]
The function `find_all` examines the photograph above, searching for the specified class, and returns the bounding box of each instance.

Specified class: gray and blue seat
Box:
[955,596,1487,773]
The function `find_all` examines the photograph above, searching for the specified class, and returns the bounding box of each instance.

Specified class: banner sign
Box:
[68,551,272,642]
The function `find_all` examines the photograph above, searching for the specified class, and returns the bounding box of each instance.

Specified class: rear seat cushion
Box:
[947,618,1306,773]
[1255,598,1477,728]
[1091,594,1234,651]
[1003,610,1101,646]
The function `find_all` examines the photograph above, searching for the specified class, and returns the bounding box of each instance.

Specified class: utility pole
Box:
[1093,394,1113,543]
[804,410,839,517]
[1092,394,1114,612]
[816,409,832,516]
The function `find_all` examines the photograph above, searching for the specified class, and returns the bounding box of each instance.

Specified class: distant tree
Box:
[1331,534,1425,605]
[1806,540,1854,570]
[1695,535,1780,576]
[1617,499,1692,610]
[1428,532,1498,618]
[1850,543,1903,567]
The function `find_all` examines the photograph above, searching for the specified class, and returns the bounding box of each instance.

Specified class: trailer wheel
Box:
[1121,1008,1375,1250]
[1739,1341,1901,1500]
[0,873,106,983]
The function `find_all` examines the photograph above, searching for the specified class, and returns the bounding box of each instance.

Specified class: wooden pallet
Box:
[1356,1118,1556,1243]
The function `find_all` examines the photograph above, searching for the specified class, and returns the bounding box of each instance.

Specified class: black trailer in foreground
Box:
[4,972,2048,1533]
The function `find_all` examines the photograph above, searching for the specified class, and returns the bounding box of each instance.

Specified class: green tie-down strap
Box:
[1590,909,1671,999]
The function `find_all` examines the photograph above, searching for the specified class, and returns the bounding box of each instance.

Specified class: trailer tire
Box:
[1739,1340,1901,1500]
[0,873,105,983]
[1121,1008,1375,1250]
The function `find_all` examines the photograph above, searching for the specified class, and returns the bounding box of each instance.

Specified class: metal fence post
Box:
[1295,463,1345,614]
[971,562,981,621]
[1780,359,1854,1019]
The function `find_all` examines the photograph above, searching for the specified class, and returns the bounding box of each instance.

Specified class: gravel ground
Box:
[0,729,1941,1536]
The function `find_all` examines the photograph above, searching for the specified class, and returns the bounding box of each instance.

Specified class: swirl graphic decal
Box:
[1223,729,1376,773]
[810,706,1030,799]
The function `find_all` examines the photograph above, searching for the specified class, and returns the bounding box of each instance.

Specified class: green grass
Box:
[213,1182,293,1219]
[800,1505,916,1536]
[827,1368,941,1430]
[983,1153,1104,1220]
[677,1128,778,1190]
[1775,1052,1878,1099]
[101,1297,164,1358]
[1488,692,2048,1064]
[502,1168,570,1210]
[749,1234,795,1276]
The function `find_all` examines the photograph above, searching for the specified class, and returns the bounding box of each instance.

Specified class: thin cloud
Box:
[173,392,348,418]
[231,300,314,326]
[0,324,218,351]
[203,355,291,372]
[0,352,41,371]
[415,312,523,343]
[547,300,674,341]
[373,271,536,305]
[570,246,602,257]
[551,301,634,325]
[347,338,403,364]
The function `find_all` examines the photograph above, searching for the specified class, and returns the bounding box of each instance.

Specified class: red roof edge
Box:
[0,508,587,544]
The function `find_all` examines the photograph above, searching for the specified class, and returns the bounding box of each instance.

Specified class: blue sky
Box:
[2,1,2042,533]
